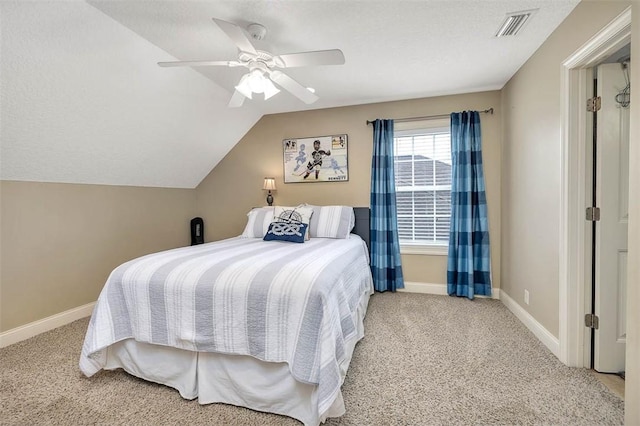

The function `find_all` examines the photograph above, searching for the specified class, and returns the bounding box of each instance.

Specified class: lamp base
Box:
[266,192,273,206]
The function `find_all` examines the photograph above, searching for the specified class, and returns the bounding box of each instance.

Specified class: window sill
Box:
[400,245,448,256]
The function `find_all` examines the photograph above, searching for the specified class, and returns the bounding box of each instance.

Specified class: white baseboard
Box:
[500,291,560,358]
[400,283,559,359]
[0,302,95,348]
[399,281,501,299]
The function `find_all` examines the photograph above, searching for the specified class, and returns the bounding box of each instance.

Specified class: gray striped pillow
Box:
[241,207,274,238]
[308,205,355,239]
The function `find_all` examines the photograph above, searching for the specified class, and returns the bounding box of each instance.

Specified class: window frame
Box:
[393,121,451,256]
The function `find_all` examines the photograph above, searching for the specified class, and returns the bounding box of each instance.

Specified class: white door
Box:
[594,62,629,373]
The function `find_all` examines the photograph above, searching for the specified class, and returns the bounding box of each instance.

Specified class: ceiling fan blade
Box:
[269,71,319,104]
[228,90,246,108]
[212,18,257,55]
[157,60,241,68]
[275,49,345,68]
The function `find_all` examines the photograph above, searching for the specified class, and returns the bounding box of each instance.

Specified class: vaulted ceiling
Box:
[0,0,579,188]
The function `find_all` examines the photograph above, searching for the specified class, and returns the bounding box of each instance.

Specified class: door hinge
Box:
[585,314,600,329]
[587,96,602,112]
[586,206,600,221]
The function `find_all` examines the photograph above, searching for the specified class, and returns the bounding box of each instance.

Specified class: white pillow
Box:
[273,206,314,240]
[241,207,274,238]
[308,205,355,239]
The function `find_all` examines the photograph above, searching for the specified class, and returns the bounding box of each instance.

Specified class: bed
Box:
[80,206,373,426]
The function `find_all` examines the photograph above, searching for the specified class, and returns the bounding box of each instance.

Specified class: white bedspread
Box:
[80,236,373,415]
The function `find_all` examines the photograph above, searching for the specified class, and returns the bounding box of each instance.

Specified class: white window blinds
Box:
[394,126,452,246]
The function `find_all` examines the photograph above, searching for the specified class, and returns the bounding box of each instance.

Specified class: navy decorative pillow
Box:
[274,206,313,240]
[263,222,309,243]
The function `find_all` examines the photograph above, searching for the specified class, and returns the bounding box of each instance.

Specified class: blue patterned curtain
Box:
[447,111,492,299]
[370,119,404,292]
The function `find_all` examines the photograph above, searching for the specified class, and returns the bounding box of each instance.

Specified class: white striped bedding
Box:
[80,235,373,416]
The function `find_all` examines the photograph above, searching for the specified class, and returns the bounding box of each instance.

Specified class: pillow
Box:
[273,206,314,240]
[307,205,355,239]
[263,222,309,243]
[241,207,274,238]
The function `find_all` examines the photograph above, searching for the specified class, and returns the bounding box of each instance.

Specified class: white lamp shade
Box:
[235,74,253,99]
[263,79,280,100]
[263,177,277,191]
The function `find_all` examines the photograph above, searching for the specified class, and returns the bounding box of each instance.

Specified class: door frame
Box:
[559,6,631,367]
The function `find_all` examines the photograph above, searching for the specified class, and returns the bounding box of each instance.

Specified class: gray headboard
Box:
[351,207,370,252]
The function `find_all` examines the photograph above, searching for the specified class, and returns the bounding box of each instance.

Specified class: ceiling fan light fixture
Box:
[236,70,280,100]
[159,18,344,106]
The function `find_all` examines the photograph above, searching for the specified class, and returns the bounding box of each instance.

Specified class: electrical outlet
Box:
[524,290,530,305]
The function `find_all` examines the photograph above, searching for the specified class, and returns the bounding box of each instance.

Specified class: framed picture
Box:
[283,135,348,183]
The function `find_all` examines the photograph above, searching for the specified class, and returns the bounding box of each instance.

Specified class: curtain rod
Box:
[366,108,494,125]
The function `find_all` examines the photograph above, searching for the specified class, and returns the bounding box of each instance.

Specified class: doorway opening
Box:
[558,6,630,371]
[585,44,630,380]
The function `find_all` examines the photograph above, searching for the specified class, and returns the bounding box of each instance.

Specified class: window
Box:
[394,124,451,252]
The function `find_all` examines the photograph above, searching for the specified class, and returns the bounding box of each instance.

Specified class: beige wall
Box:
[503,3,639,421]
[625,2,639,423]
[0,181,195,331]
[196,91,502,289]
[500,0,630,337]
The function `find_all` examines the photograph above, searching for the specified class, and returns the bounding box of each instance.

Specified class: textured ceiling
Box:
[1,0,580,188]
[88,0,580,114]
[1,1,262,188]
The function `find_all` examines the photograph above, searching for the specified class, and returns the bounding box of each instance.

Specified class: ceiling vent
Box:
[495,9,537,37]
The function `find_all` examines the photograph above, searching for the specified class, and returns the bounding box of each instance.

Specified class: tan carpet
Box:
[1,293,624,425]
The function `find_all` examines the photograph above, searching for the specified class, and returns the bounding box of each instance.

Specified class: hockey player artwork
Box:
[283,135,348,183]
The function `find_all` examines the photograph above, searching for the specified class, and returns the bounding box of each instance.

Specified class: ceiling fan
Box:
[158,18,345,108]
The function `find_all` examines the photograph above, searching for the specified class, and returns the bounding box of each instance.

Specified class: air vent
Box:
[495,10,537,37]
